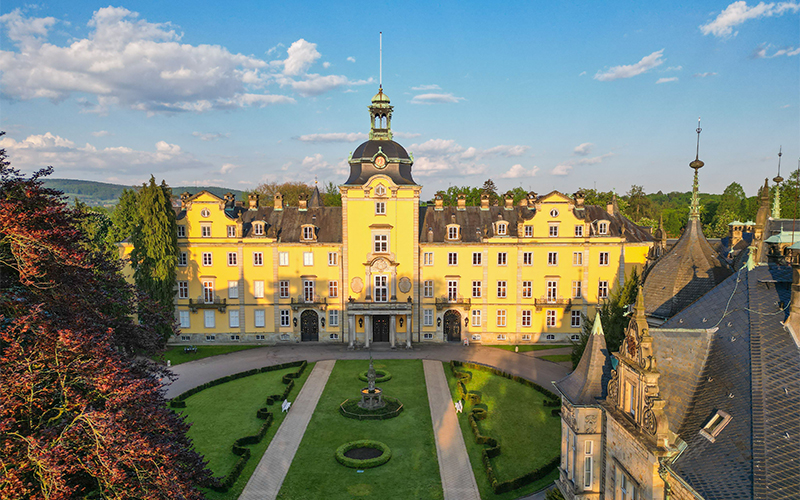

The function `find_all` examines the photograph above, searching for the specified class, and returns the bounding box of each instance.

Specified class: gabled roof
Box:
[241,207,342,242]
[554,315,610,405]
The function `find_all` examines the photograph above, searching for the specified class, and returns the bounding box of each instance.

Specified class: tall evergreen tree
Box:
[108,188,141,243]
[130,176,178,339]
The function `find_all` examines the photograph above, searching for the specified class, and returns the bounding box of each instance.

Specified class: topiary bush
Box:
[339,397,404,420]
[335,440,392,469]
[357,369,392,383]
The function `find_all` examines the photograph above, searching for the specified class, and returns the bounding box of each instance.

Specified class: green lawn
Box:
[158,345,261,366]
[278,359,443,500]
[540,354,572,363]
[488,344,570,352]
[444,362,561,499]
[178,363,315,500]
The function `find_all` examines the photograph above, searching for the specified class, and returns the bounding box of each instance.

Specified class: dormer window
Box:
[447,225,460,241]
[253,223,265,236]
[549,208,559,218]
[700,411,732,443]
[301,225,316,241]
[375,184,386,196]
[599,221,609,235]
[496,222,508,236]
[201,208,210,218]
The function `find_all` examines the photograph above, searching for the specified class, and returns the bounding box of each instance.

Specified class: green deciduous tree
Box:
[323,180,342,206]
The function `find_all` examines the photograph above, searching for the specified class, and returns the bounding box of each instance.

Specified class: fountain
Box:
[358,355,386,410]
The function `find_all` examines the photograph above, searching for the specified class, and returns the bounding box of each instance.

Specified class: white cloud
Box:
[700,1,800,37]
[752,42,800,58]
[482,145,530,157]
[411,84,441,91]
[0,8,56,48]
[573,143,594,156]
[393,131,421,139]
[282,39,321,76]
[781,104,792,108]
[300,153,331,172]
[410,139,464,155]
[346,56,356,63]
[220,163,239,174]
[296,132,367,143]
[192,132,230,141]
[91,130,111,137]
[693,72,718,78]
[410,93,465,104]
[499,164,539,179]
[594,49,665,81]
[550,152,614,176]
[322,62,331,69]
[664,65,683,71]
[656,77,679,84]
[407,139,529,178]
[578,71,587,76]
[551,164,572,176]
[576,153,614,165]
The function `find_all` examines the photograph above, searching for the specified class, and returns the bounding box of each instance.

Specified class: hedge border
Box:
[335,440,392,469]
[451,360,561,494]
[170,360,308,492]
[357,369,393,383]
[339,396,404,421]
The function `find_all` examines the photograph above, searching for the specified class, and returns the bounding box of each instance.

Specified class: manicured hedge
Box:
[357,369,393,383]
[172,360,308,492]
[339,397,404,420]
[335,440,392,469]
[451,360,561,494]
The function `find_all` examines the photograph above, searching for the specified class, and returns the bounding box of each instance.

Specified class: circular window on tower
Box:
[201,208,211,218]
[549,208,559,218]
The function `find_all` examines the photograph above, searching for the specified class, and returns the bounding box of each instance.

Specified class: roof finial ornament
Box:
[379,31,382,91]
[773,147,783,218]
[689,117,704,220]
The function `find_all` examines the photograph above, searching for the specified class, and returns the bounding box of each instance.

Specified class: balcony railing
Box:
[290,294,327,310]
[188,296,227,312]
[534,296,572,310]
[435,296,471,311]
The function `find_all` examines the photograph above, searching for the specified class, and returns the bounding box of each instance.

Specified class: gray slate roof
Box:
[241,207,343,243]
[554,320,610,405]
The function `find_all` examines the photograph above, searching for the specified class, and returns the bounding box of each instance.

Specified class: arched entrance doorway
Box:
[301,310,319,342]
[443,310,461,342]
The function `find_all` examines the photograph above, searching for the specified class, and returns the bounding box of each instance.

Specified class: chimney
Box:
[248,193,259,210]
[730,222,742,249]
[784,247,800,347]
[504,192,514,210]
[519,197,528,208]
[299,192,308,211]
[528,191,537,207]
[457,193,466,211]
[480,193,490,210]
[607,194,618,216]
[434,192,444,211]
[427,227,434,243]
[274,192,283,211]
[180,192,191,209]
[574,190,585,208]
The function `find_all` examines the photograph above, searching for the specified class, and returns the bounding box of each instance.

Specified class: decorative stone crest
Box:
[351,277,363,293]
[561,402,577,430]
[607,369,619,405]
[584,414,598,433]
[398,277,412,293]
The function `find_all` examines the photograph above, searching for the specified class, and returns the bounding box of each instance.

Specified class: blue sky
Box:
[1,1,798,198]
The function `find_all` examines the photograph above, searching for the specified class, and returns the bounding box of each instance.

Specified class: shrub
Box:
[339,397,404,421]
[334,440,392,469]
[357,369,392,383]
[467,390,482,404]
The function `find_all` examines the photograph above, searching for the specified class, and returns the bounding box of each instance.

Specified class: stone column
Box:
[390,314,396,348]
[391,267,397,301]
[364,315,371,348]
[406,314,412,348]
[348,314,355,349]
[365,270,372,301]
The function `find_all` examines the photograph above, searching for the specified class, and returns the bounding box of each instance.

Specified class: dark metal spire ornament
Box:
[689,118,704,220]
[773,147,783,218]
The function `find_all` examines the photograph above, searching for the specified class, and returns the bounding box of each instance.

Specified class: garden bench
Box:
[281,399,292,412]
[454,400,463,414]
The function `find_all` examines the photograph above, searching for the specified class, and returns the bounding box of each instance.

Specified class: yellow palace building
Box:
[166,88,653,347]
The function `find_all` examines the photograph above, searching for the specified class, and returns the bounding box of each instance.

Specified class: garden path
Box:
[424,360,481,500]
[238,360,335,500]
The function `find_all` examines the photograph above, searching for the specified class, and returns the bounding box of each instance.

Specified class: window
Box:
[227,252,238,266]
[279,281,289,298]
[205,335,216,341]
[329,333,339,340]
[303,252,313,266]
[179,311,190,328]
[599,252,609,266]
[280,309,291,327]
[228,280,239,299]
[496,222,507,235]
[254,310,265,328]
[279,252,289,266]
[423,252,434,265]
[546,310,557,327]
[423,309,434,326]
[329,280,338,298]
[571,311,582,328]
[253,252,263,266]
[177,225,186,238]
[522,310,531,327]
[497,281,507,298]
[202,281,214,304]
[448,226,459,240]
[201,208,210,218]
[231,334,240,341]
[472,334,481,341]
[302,226,314,240]
[472,281,482,298]
[303,280,315,302]
[227,225,236,238]
[374,275,388,302]
[473,252,482,265]
[375,184,386,196]
[471,310,481,326]
[229,310,239,328]
[521,334,531,341]
[574,225,584,237]
[255,334,265,340]
[204,310,215,328]
[572,281,583,299]
[523,252,533,266]
[549,224,559,237]
[549,208,559,217]
[201,225,212,238]
[497,252,507,265]
[181,335,191,341]
[497,334,507,341]
[254,281,265,299]
[375,201,386,215]
[447,280,458,301]
[546,334,556,340]
[329,310,339,327]
[423,280,434,298]
[598,280,609,299]
[328,252,338,266]
[598,221,608,235]
[626,381,636,416]
[620,472,637,500]
[522,281,532,298]
[571,334,581,341]
[178,281,188,299]
[202,252,212,266]
[423,333,434,340]
[700,411,733,442]
[178,252,188,267]
[548,252,558,266]
[496,309,507,327]
[573,252,583,266]
[524,225,533,237]
[584,455,593,489]
[448,252,458,265]
[253,223,264,236]
[547,280,558,302]
[374,234,388,253]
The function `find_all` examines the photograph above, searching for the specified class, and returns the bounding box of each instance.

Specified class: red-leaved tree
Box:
[0,136,212,499]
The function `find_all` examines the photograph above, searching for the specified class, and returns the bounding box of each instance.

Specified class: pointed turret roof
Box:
[554,314,610,405]
[308,185,324,209]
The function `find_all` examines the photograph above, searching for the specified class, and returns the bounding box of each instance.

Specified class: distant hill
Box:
[42,179,249,209]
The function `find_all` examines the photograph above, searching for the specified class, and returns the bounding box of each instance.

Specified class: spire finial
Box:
[379,32,382,90]
[689,118,704,220]
[773,147,783,218]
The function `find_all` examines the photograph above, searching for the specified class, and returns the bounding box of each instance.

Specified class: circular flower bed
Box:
[357,369,392,383]
[339,396,404,420]
[335,440,392,469]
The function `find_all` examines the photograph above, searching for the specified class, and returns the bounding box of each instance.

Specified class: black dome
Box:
[352,140,410,161]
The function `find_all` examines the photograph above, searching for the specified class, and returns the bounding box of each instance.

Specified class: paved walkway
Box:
[424,360,481,500]
[238,360,335,500]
